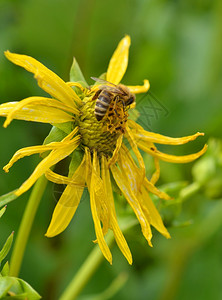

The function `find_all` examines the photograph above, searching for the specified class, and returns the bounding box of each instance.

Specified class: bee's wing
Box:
[91,77,126,95]
[91,77,116,86]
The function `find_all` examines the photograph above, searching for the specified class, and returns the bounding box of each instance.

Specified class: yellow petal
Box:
[102,156,132,264]
[107,135,123,167]
[127,80,150,94]
[125,125,145,183]
[87,151,112,264]
[106,35,131,85]
[3,97,79,128]
[45,169,85,187]
[119,146,170,200]
[5,51,82,107]
[15,131,80,196]
[151,157,160,185]
[0,101,73,125]
[111,163,153,246]
[66,82,86,92]
[92,151,110,236]
[128,120,205,145]
[140,186,170,239]
[45,155,86,237]
[137,140,208,163]
[3,142,69,173]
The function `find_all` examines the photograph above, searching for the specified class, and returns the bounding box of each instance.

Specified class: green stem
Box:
[59,219,137,300]
[179,182,201,202]
[9,175,48,277]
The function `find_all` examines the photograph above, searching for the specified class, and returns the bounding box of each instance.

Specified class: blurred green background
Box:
[0,0,222,299]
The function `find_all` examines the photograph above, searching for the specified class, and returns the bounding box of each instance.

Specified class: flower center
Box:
[77,95,128,155]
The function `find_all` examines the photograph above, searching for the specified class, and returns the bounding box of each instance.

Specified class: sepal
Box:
[0,232,14,264]
[0,191,18,208]
[0,206,7,218]
[70,57,88,87]
[1,261,10,276]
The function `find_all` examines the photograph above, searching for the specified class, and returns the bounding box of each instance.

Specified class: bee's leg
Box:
[113,96,119,116]
[120,99,126,111]
[92,89,102,101]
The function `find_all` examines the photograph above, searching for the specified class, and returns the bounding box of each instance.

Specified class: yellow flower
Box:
[0,36,207,264]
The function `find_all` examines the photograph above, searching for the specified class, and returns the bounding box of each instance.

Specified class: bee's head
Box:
[125,94,135,106]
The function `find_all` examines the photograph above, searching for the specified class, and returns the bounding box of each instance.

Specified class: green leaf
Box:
[0,191,19,208]
[68,149,84,177]
[16,278,41,299]
[0,277,41,299]
[1,261,10,276]
[0,206,7,218]
[41,126,67,159]
[51,122,73,135]
[43,126,67,145]
[0,232,14,264]
[0,277,15,298]
[70,57,88,87]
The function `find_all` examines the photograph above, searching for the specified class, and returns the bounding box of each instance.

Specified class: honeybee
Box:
[91,77,135,121]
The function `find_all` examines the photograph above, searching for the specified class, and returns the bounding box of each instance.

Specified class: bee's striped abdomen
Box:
[95,90,113,121]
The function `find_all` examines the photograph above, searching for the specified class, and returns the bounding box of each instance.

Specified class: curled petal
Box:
[0,101,74,125]
[137,140,208,163]
[106,35,131,85]
[45,169,85,187]
[127,80,150,94]
[4,143,67,173]
[45,155,86,237]
[128,120,205,145]
[5,51,82,107]
[15,130,80,196]
[151,157,160,185]
[4,127,79,173]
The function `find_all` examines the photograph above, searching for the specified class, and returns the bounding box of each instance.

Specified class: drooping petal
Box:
[127,80,150,94]
[151,157,160,185]
[139,186,170,239]
[101,156,132,264]
[119,146,170,200]
[45,155,86,237]
[128,120,205,145]
[15,129,80,196]
[45,169,85,187]
[85,150,112,264]
[106,36,131,85]
[3,97,79,128]
[92,151,110,236]
[5,51,82,107]
[125,125,145,183]
[137,140,208,163]
[111,163,153,246]
[107,135,123,167]
[0,101,74,125]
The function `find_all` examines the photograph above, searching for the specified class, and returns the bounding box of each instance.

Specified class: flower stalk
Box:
[59,218,137,300]
[10,175,48,277]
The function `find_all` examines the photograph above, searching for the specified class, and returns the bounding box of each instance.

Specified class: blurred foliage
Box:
[0,0,222,299]
[0,207,41,299]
